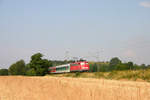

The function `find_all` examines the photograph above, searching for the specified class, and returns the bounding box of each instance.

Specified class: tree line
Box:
[89,57,150,72]
[0,53,74,76]
[0,53,150,76]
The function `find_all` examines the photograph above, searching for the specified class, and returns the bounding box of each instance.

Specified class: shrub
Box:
[98,64,109,72]
[8,60,26,75]
[0,69,8,76]
[74,72,81,77]
[26,68,36,76]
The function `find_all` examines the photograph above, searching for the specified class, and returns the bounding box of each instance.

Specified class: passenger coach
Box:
[49,61,89,73]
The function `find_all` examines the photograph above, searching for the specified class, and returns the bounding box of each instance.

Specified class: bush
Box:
[0,69,8,76]
[89,63,98,72]
[98,64,109,72]
[8,60,26,75]
[74,72,81,77]
[26,68,36,76]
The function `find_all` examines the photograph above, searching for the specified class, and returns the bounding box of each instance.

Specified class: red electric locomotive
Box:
[49,61,89,73]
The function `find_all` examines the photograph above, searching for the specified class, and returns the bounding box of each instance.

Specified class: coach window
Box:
[66,66,69,70]
[71,64,79,66]
[63,67,65,70]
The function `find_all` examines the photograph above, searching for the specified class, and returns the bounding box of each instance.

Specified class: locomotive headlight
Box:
[81,62,85,65]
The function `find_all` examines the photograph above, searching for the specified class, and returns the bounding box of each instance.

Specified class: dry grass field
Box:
[0,76,150,100]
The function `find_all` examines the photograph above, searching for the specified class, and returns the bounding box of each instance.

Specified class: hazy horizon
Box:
[0,0,150,68]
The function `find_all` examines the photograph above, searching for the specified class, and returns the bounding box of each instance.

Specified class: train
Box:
[49,61,90,73]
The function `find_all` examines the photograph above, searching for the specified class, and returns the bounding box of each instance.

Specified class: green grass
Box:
[48,69,150,82]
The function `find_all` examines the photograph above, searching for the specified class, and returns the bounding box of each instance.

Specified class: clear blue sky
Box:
[0,0,150,68]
